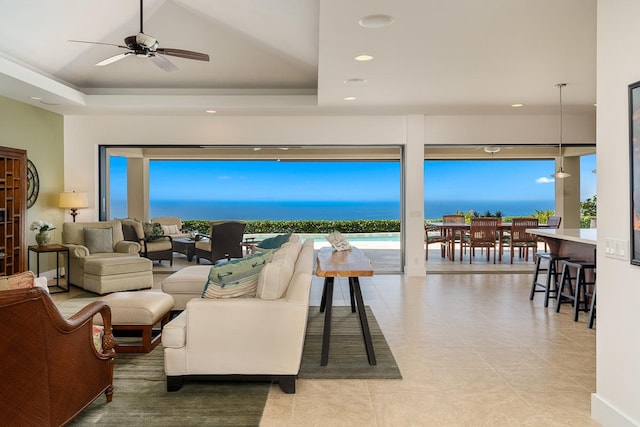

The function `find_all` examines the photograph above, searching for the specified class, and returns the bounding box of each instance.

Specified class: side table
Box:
[172,238,196,262]
[28,244,70,293]
[241,237,262,256]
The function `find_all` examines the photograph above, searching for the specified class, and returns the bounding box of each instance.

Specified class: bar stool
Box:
[587,283,597,329]
[530,252,570,307]
[556,260,596,322]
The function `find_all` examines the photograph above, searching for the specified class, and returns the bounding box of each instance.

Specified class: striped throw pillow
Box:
[202,251,274,299]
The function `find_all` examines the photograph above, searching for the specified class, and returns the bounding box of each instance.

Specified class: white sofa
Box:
[161,238,314,394]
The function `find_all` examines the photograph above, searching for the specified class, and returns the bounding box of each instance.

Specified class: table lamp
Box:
[59,191,88,222]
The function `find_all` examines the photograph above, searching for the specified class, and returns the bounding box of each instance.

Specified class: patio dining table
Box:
[427,221,545,262]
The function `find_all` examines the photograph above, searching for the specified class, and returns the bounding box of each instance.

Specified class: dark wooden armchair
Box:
[121,219,173,266]
[0,287,115,426]
[195,221,246,264]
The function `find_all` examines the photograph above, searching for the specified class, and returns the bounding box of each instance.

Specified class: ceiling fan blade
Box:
[150,54,178,72]
[95,52,131,67]
[156,48,209,62]
[69,39,128,49]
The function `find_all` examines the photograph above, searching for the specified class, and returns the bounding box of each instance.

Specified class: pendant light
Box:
[552,83,571,179]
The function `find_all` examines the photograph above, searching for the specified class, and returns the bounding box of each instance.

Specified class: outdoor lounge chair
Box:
[195,221,247,264]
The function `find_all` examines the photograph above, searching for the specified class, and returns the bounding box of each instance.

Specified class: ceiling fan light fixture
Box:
[136,33,158,50]
[70,0,209,71]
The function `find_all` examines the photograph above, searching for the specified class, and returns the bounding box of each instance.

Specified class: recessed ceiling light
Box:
[355,54,374,62]
[30,96,42,100]
[358,14,395,29]
[511,103,524,108]
[344,78,367,84]
[205,110,217,114]
[344,96,357,101]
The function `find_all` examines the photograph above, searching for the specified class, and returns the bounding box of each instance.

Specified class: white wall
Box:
[64,113,595,278]
[592,1,640,425]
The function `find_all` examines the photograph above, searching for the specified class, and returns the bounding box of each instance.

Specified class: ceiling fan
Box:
[69,0,209,72]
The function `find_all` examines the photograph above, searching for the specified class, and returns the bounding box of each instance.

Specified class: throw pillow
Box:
[0,271,36,291]
[83,227,114,253]
[121,219,145,240]
[143,222,164,241]
[161,224,179,235]
[257,233,291,250]
[202,251,274,299]
[121,224,139,242]
[256,253,296,300]
[273,239,303,263]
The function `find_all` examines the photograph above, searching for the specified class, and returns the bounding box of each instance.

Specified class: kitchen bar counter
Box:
[527,228,597,262]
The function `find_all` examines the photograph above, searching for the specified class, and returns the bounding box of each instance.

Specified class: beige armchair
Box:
[121,219,173,266]
[62,220,141,287]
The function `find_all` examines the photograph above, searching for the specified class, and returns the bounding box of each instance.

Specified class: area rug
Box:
[56,299,400,425]
[299,306,402,380]
[68,346,269,426]
[56,297,269,426]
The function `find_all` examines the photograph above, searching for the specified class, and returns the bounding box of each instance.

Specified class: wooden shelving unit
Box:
[0,146,27,275]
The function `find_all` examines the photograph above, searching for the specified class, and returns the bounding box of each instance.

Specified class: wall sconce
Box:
[59,191,88,222]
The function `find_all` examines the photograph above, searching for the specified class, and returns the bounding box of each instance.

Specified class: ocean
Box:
[111,199,555,221]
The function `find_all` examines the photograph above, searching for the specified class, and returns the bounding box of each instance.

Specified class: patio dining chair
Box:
[441,214,466,261]
[542,215,562,251]
[425,224,446,260]
[463,217,499,264]
[504,217,539,264]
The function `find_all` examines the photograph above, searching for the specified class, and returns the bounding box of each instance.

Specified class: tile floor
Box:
[260,273,599,426]
[51,252,599,426]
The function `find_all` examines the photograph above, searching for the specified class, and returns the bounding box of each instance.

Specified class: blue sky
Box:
[425,155,597,201]
[110,154,597,202]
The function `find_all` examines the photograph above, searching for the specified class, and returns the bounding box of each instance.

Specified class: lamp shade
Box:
[59,192,88,209]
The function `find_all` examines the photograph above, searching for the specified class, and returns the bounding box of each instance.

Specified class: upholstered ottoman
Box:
[161,266,211,310]
[97,291,174,353]
[83,256,153,295]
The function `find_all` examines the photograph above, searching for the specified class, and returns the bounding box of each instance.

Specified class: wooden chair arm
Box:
[60,301,116,357]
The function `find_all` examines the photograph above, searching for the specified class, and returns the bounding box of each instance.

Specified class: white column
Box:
[404,115,426,277]
[127,157,150,221]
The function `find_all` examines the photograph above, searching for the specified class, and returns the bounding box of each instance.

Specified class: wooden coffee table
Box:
[172,238,196,262]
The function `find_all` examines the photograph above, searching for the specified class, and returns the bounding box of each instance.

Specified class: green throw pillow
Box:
[202,251,274,298]
[257,233,291,250]
[83,227,114,254]
[143,222,164,241]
